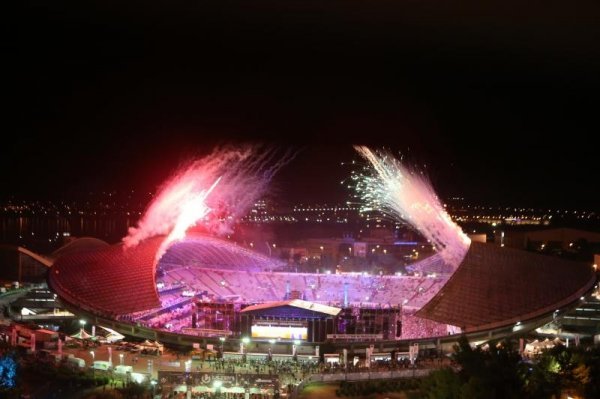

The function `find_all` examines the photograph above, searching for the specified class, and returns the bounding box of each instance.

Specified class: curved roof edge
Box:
[51,237,110,260]
[49,236,163,316]
[461,274,596,333]
[0,244,54,267]
[18,247,53,267]
[416,242,597,332]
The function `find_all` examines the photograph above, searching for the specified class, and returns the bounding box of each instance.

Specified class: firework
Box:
[354,146,470,269]
[123,145,292,262]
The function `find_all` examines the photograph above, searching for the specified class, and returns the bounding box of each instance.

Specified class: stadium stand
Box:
[160,236,285,272]
[156,266,445,309]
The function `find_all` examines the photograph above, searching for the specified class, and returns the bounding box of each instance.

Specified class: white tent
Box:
[70,328,93,340]
[140,339,164,353]
[524,339,540,354]
[98,326,124,343]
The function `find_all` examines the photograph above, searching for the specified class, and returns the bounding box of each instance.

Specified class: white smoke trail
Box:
[354,146,470,270]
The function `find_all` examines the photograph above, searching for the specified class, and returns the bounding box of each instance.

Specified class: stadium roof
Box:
[416,242,597,331]
[50,236,162,315]
[50,237,110,260]
[241,299,341,317]
[49,233,285,315]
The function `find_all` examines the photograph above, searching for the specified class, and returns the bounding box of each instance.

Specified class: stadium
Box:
[43,146,600,362]
[48,231,598,358]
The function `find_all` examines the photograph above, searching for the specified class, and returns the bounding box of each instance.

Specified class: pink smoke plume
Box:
[123,145,291,261]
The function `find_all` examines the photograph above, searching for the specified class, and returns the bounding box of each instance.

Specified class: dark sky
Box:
[2,1,599,209]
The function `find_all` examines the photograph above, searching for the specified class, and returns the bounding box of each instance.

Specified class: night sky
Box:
[2,1,599,209]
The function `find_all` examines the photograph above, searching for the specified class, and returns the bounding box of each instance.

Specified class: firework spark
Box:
[354,146,470,269]
[123,145,292,262]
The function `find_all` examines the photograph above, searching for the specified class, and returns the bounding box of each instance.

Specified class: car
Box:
[92,360,113,371]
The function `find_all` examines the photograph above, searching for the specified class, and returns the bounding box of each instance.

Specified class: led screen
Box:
[251,325,307,340]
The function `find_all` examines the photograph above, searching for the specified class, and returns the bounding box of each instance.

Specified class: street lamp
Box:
[268,339,276,361]
[292,339,301,359]
[213,380,222,398]
[89,350,95,377]
[241,337,250,362]
[219,337,226,354]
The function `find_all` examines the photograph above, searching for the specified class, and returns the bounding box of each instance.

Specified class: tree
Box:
[582,346,600,398]
[523,354,560,399]
[421,367,461,399]
[438,336,525,399]
[460,376,488,399]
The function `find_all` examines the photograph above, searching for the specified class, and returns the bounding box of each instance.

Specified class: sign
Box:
[327,334,383,340]
[409,343,419,364]
[366,345,374,367]
[161,361,181,367]
[181,328,233,337]
[253,320,306,327]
